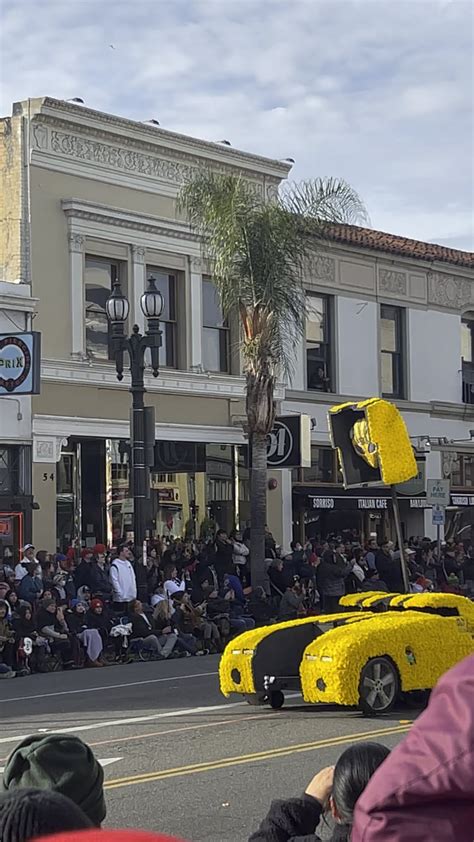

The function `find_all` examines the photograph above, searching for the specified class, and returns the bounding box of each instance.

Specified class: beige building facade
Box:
[1,96,474,556]
[1,97,290,553]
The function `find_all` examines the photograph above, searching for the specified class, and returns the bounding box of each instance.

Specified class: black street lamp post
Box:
[106,276,163,550]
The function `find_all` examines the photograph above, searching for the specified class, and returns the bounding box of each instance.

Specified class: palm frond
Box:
[281,177,370,226]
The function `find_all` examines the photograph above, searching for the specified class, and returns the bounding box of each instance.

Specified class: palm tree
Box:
[178,172,367,588]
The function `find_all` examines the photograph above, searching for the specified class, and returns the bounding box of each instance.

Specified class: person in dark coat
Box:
[278,582,306,621]
[250,742,390,842]
[17,562,43,606]
[316,548,350,613]
[268,559,290,602]
[375,541,404,593]
[212,530,234,585]
[87,548,113,601]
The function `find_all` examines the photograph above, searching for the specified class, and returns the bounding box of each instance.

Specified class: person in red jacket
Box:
[352,653,474,842]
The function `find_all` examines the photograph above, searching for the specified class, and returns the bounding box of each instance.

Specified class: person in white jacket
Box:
[110,544,137,613]
[231,530,250,583]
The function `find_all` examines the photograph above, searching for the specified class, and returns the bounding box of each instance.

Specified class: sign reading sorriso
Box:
[0,333,41,395]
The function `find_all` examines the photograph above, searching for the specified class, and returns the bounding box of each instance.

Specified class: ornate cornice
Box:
[28,104,288,198]
[62,198,201,243]
[34,98,291,176]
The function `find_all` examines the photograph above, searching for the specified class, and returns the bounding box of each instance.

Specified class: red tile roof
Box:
[322,224,474,269]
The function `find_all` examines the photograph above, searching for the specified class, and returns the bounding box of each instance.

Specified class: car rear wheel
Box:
[359,657,399,715]
[269,690,285,710]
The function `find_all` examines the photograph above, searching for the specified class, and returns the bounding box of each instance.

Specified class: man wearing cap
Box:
[75,549,95,591]
[15,544,38,583]
[0,733,106,826]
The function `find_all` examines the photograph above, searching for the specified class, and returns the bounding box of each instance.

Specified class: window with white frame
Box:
[306,294,332,391]
[85,256,126,359]
[146,267,178,368]
[380,304,405,398]
[202,278,229,373]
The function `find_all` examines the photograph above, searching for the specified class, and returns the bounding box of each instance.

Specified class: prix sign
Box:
[266,415,311,469]
[0,332,41,395]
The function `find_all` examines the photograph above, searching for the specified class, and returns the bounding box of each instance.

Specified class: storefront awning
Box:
[293,485,429,511]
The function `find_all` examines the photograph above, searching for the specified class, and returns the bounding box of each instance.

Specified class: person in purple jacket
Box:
[352,652,474,842]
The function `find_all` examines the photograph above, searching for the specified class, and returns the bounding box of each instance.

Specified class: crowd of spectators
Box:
[0,527,472,678]
[0,530,259,678]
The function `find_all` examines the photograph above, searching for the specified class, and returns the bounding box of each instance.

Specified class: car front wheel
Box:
[359,657,399,716]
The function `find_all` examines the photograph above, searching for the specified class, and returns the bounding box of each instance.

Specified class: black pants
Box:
[113,601,130,616]
[322,595,342,614]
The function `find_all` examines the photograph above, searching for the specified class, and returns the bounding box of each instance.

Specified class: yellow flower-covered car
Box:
[300,593,474,714]
[219,594,474,715]
[219,612,372,709]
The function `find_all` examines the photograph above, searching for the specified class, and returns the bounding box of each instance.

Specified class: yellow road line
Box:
[104,722,410,790]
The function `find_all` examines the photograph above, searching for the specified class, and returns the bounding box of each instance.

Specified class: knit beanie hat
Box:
[1,734,106,826]
[34,831,186,842]
[0,788,92,842]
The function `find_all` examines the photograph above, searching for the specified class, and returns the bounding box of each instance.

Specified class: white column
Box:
[189,256,203,369]
[68,233,85,357]
[280,468,293,553]
[131,245,146,332]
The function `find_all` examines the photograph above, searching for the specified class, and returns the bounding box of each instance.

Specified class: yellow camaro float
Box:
[219,593,474,715]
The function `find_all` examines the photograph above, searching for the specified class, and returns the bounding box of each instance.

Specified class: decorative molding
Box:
[67,232,85,253]
[33,435,68,463]
[379,269,407,296]
[428,272,472,311]
[131,245,146,264]
[39,357,286,400]
[34,100,291,177]
[33,414,246,445]
[190,256,203,271]
[62,199,200,244]
[306,254,336,285]
[0,291,38,313]
[30,116,282,198]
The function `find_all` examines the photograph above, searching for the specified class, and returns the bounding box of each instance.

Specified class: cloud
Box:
[1,0,472,249]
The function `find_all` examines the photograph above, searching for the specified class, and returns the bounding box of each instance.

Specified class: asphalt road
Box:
[0,657,418,841]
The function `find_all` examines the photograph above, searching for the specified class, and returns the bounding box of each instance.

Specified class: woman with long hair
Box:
[250,742,390,842]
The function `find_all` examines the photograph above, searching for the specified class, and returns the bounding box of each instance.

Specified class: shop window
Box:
[293,446,338,484]
[452,454,474,488]
[306,294,332,391]
[380,305,405,398]
[461,319,474,404]
[0,447,15,494]
[85,256,126,359]
[0,446,30,496]
[202,278,229,373]
[146,267,178,368]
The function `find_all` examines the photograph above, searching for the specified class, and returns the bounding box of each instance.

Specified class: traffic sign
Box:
[426,479,450,508]
[432,505,445,526]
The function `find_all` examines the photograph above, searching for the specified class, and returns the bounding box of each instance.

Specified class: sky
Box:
[1,0,473,250]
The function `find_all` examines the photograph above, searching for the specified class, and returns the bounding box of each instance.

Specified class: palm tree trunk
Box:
[249,432,268,590]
